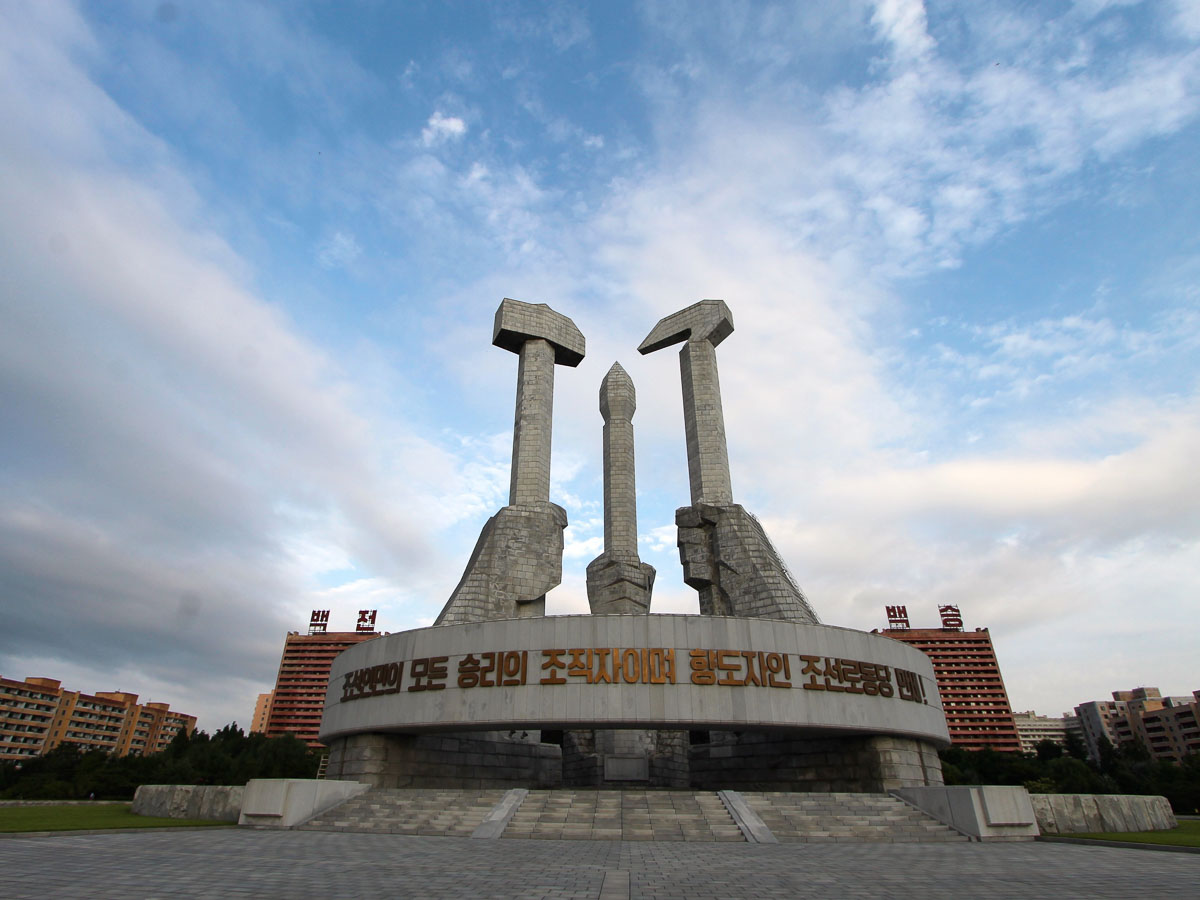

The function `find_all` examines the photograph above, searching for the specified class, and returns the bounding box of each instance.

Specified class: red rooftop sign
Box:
[938,605,964,630]
[309,609,330,634]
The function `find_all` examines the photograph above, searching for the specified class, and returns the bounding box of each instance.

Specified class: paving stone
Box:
[8,828,1185,900]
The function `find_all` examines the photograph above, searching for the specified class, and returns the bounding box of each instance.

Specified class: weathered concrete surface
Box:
[587,362,655,615]
[238,778,370,827]
[586,555,656,616]
[639,300,735,506]
[495,299,584,506]
[493,298,585,366]
[324,732,561,790]
[131,784,244,822]
[640,301,819,624]
[1031,793,1178,833]
[677,503,819,623]
[320,616,948,751]
[718,790,777,843]
[434,503,567,624]
[434,298,583,625]
[894,785,1039,840]
[690,733,944,792]
[561,728,689,789]
[470,788,529,839]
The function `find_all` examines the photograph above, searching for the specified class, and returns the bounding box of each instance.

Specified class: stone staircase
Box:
[298,788,510,836]
[738,791,969,842]
[296,788,968,843]
[502,790,745,841]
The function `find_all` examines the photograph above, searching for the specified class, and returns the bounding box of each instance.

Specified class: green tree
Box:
[939,744,1200,814]
[1,725,321,800]
[1063,730,1088,761]
[1035,739,1063,762]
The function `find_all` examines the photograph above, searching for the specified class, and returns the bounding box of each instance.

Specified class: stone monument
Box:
[320,297,949,793]
[567,362,685,787]
[586,362,655,615]
[435,299,584,625]
[639,300,819,623]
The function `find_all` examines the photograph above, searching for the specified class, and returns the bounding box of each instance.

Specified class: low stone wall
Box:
[689,732,944,791]
[1031,793,1177,834]
[131,785,244,822]
[325,731,562,789]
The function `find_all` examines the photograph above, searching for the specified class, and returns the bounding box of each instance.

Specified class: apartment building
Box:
[1012,710,1082,754]
[875,605,1022,752]
[263,610,380,748]
[1076,687,1200,762]
[250,690,273,734]
[1,675,195,761]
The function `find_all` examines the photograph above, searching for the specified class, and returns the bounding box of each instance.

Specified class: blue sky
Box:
[1,0,1198,731]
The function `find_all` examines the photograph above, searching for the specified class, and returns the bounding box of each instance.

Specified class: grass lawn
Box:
[1071,819,1200,848]
[0,804,233,833]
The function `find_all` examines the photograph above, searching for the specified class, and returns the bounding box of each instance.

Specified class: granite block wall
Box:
[561,728,689,788]
[677,504,820,623]
[325,731,561,789]
[1030,792,1177,833]
[131,784,244,821]
[688,731,944,792]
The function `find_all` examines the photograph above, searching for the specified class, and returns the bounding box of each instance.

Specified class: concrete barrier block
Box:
[238,779,370,827]
[893,785,1039,840]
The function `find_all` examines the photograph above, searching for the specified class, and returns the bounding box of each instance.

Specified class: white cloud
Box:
[571,1,1200,717]
[791,6,1200,276]
[908,307,1200,415]
[871,0,936,64]
[316,230,362,269]
[493,1,591,52]
[421,111,468,146]
[1173,0,1200,38]
[640,525,677,554]
[0,4,479,727]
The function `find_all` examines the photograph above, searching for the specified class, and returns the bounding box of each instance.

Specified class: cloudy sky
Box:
[2,0,1198,732]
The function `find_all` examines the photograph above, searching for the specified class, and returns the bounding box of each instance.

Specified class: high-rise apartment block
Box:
[875,605,1021,752]
[250,691,273,734]
[263,610,380,748]
[1,675,196,761]
[1075,687,1200,763]
[1012,710,1083,754]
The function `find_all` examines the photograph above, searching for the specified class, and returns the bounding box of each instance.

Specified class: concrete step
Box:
[299,788,509,836]
[298,788,969,843]
[503,790,746,842]
[738,791,970,843]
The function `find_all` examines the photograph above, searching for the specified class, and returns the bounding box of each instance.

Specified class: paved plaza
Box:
[2,829,1198,899]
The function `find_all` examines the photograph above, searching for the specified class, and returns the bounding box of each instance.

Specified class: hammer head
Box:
[637,299,734,354]
[493,298,586,366]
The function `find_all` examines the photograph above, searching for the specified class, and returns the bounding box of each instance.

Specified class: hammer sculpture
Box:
[639,300,819,623]
[434,299,585,625]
